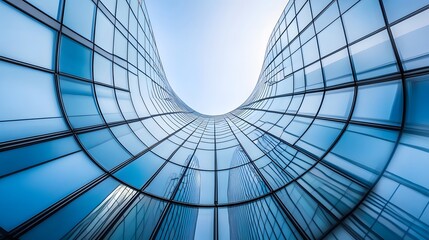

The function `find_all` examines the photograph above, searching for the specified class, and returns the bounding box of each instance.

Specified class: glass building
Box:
[0,0,429,239]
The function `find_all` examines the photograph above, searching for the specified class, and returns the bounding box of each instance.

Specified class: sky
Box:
[146,0,289,115]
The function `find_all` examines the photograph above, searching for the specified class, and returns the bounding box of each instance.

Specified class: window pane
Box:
[391,9,429,71]
[60,35,92,79]
[110,124,145,155]
[352,80,403,126]
[350,31,398,80]
[114,151,165,189]
[382,0,428,23]
[314,2,339,33]
[322,49,353,86]
[298,92,323,116]
[114,29,127,60]
[95,85,124,123]
[405,75,429,132]
[302,37,319,66]
[296,120,345,158]
[317,19,346,57]
[60,76,104,128]
[64,0,95,40]
[0,61,67,142]
[324,125,398,185]
[95,10,114,52]
[145,163,185,198]
[342,0,384,42]
[0,136,79,177]
[0,152,102,231]
[318,87,354,119]
[305,61,324,90]
[100,0,117,14]
[94,53,113,85]
[78,129,131,170]
[0,1,56,69]
[114,64,128,89]
[26,0,61,19]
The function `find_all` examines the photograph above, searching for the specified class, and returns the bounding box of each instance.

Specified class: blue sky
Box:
[146,0,288,115]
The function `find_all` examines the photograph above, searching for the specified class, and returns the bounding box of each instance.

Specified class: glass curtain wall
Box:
[0,0,429,239]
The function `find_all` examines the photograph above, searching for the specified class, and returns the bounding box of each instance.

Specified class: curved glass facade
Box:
[0,0,429,239]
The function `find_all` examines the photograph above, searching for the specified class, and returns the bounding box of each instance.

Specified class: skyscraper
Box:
[0,0,429,239]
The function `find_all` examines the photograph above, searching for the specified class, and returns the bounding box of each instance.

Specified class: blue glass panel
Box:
[318,87,354,119]
[60,77,104,128]
[299,24,314,44]
[291,49,303,71]
[277,182,337,238]
[310,0,332,17]
[193,149,215,170]
[217,146,240,170]
[282,117,312,144]
[100,0,117,14]
[350,31,398,80]
[95,85,124,123]
[317,19,346,57]
[391,9,429,71]
[294,70,305,92]
[287,94,304,113]
[255,156,290,189]
[194,209,214,239]
[227,196,300,239]
[287,19,299,41]
[95,10,114,53]
[324,125,398,185]
[322,49,353,86]
[337,0,359,13]
[116,90,138,119]
[114,64,128,89]
[0,137,79,177]
[60,35,92,79]
[342,0,384,42]
[21,178,119,240]
[114,29,128,60]
[145,163,184,198]
[94,53,113,85]
[110,124,146,155]
[298,92,323,116]
[151,138,179,160]
[64,0,95,40]
[0,152,102,231]
[155,204,199,239]
[305,61,324,90]
[270,96,292,113]
[78,129,131,170]
[116,0,129,28]
[108,195,166,240]
[198,171,215,204]
[26,0,61,19]
[275,76,294,95]
[0,61,67,142]
[352,80,403,126]
[114,151,165,189]
[296,120,344,158]
[0,1,56,69]
[314,2,339,33]
[405,75,429,132]
[382,0,428,23]
[302,38,319,66]
[387,133,429,191]
[297,2,312,32]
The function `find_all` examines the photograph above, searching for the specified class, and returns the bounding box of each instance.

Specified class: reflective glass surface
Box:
[0,0,429,239]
